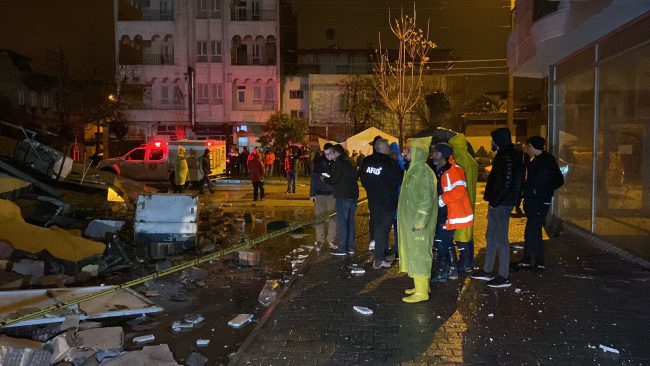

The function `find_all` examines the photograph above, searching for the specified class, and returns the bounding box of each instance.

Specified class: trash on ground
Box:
[11,259,45,282]
[349,265,365,275]
[196,339,210,346]
[100,344,179,366]
[301,245,315,250]
[228,314,253,328]
[81,264,99,277]
[186,351,208,366]
[84,220,125,239]
[0,287,162,327]
[598,344,620,354]
[14,138,73,179]
[0,200,105,262]
[171,313,205,332]
[133,334,155,344]
[258,280,279,307]
[291,234,306,239]
[515,288,522,293]
[488,313,494,318]
[353,306,373,316]
[238,251,261,266]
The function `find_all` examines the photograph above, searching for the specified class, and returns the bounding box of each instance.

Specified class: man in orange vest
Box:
[431,143,474,282]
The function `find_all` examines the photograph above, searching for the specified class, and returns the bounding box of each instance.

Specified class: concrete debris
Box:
[155,260,172,271]
[290,234,306,239]
[39,273,75,287]
[238,251,261,266]
[598,344,620,354]
[0,239,14,259]
[0,346,51,366]
[76,327,124,351]
[95,348,122,362]
[84,220,126,239]
[60,315,81,331]
[132,335,155,344]
[181,267,209,282]
[196,339,210,346]
[134,194,198,253]
[100,344,180,366]
[171,313,205,333]
[228,314,253,329]
[185,351,208,366]
[353,306,373,316]
[11,259,45,281]
[81,264,100,277]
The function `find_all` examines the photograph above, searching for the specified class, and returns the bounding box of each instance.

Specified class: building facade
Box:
[509,0,650,261]
[115,0,279,151]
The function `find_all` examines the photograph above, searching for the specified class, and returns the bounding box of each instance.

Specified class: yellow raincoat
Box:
[448,134,478,242]
[174,146,189,186]
[398,137,438,277]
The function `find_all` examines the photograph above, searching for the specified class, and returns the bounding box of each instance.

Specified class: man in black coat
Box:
[513,136,564,272]
[471,127,524,288]
[324,144,359,256]
[359,139,403,269]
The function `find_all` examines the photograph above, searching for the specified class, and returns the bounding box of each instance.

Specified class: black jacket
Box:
[484,144,524,207]
[359,152,403,212]
[324,155,359,199]
[310,155,333,196]
[523,151,564,203]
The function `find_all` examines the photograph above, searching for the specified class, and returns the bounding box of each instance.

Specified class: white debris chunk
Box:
[228,314,253,328]
[598,344,620,354]
[133,335,155,344]
[353,306,373,315]
[488,313,494,318]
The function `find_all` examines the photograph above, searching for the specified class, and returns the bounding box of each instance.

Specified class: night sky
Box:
[0,0,510,81]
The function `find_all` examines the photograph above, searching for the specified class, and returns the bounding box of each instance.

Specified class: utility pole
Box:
[46,47,68,149]
[507,0,516,137]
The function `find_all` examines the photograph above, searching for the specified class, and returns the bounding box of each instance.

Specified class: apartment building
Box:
[115,0,279,150]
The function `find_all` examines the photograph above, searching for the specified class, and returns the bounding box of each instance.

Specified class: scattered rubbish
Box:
[228,314,253,329]
[0,334,50,365]
[134,194,198,255]
[258,280,279,307]
[186,351,208,366]
[488,313,494,318]
[182,267,209,282]
[349,264,365,275]
[297,254,309,259]
[0,287,162,327]
[96,348,122,362]
[101,344,179,366]
[11,259,45,281]
[0,240,14,260]
[563,274,595,280]
[514,288,522,294]
[291,234,306,239]
[0,160,61,198]
[133,334,155,344]
[81,264,99,277]
[39,273,74,287]
[196,339,210,346]
[238,251,261,266]
[171,313,205,333]
[14,138,73,179]
[155,260,173,271]
[353,306,373,316]
[59,314,80,331]
[598,344,620,354]
[84,220,126,239]
[301,244,315,250]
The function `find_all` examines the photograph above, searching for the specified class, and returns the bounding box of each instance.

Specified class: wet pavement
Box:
[231,183,650,366]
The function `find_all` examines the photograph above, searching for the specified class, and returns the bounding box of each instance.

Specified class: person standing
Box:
[512,136,564,272]
[324,144,359,256]
[389,142,406,260]
[310,143,337,250]
[173,146,189,193]
[228,147,239,178]
[247,151,265,201]
[240,147,249,177]
[359,139,403,270]
[198,148,214,194]
[284,150,297,193]
[430,143,474,282]
[471,127,524,288]
[398,136,437,303]
[265,149,275,177]
[448,134,478,274]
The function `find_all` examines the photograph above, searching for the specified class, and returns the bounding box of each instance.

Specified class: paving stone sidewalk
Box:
[233,199,650,366]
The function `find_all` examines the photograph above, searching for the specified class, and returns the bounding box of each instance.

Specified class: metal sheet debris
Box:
[353,306,373,316]
[134,194,198,251]
[85,220,126,239]
[228,314,253,329]
[0,287,162,328]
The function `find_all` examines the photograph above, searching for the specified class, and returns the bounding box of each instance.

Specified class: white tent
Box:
[318,127,398,156]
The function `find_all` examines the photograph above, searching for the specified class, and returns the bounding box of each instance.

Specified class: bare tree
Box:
[339,74,386,134]
[373,5,436,146]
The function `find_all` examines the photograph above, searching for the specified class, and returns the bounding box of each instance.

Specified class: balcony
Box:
[196,10,222,19]
[119,8,174,21]
[230,10,275,21]
[232,101,276,111]
[143,53,174,65]
[123,100,186,110]
[231,54,276,66]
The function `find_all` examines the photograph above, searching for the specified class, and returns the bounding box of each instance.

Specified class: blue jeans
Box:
[370,209,394,261]
[391,217,398,257]
[336,198,357,252]
[286,171,297,193]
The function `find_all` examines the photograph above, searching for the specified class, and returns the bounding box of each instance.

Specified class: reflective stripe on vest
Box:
[448,214,474,224]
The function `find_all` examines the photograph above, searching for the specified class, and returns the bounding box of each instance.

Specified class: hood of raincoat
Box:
[408,136,432,166]
[448,133,468,154]
[389,142,405,171]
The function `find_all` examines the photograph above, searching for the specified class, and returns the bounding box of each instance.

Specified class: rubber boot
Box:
[456,242,468,273]
[432,254,449,282]
[448,246,459,280]
[402,275,430,303]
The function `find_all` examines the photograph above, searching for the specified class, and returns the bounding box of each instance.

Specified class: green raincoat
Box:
[174,147,189,186]
[448,133,478,242]
[398,137,438,277]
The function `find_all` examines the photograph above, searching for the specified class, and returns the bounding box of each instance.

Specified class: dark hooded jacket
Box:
[483,128,525,207]
[359,152,403,213]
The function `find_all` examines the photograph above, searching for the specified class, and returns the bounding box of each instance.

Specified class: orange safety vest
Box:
[438,162,474,230]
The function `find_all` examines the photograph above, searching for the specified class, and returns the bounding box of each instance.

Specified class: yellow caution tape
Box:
[0,198,367,328]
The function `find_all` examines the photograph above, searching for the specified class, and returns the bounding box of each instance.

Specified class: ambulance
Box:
[98,139,226,183]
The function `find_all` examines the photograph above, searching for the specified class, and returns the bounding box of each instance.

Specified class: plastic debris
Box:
[196,339,210,346]
[349,265,365,275]
[133,335,155,344]
[514,288,522,294]
[290,234,306,239]
[172,314,205,332]
[598,344,620,354]
[258,281,279,307]
[353,306,373,315]
[488,313,494,318]
[228,314,253,328]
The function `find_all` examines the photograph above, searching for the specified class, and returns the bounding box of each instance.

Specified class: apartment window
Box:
[211,41,222,63]
[42,95,49,108]
[253,86,262,104]
[252,44,261,65]
[17,91,25,105]
[197,41,208,62]
[197,0,221,19]
[211,83,223,104]
[30,92,37,107]
[289,90,303,99]
[290,110,304,119]
[161,85,170,103]
[251,1,260,20]
[210,0,221,18]
[198,83,209,104]
[237,86,246,103]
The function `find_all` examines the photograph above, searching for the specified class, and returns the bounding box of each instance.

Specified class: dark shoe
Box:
[448,267,459,280]
[330,249,346,256]
[487,276,512,288]
[470,270,495,281]
[346,250,355,256]
[532,265,546,273]
[431,267,448,282]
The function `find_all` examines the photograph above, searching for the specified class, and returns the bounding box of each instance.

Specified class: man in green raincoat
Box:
[173,146,189,193]
[448,133,478,274]
[398,136,437,303]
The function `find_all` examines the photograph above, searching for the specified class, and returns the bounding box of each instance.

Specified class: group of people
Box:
[227,146,315,181]
[309,127,564,304]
